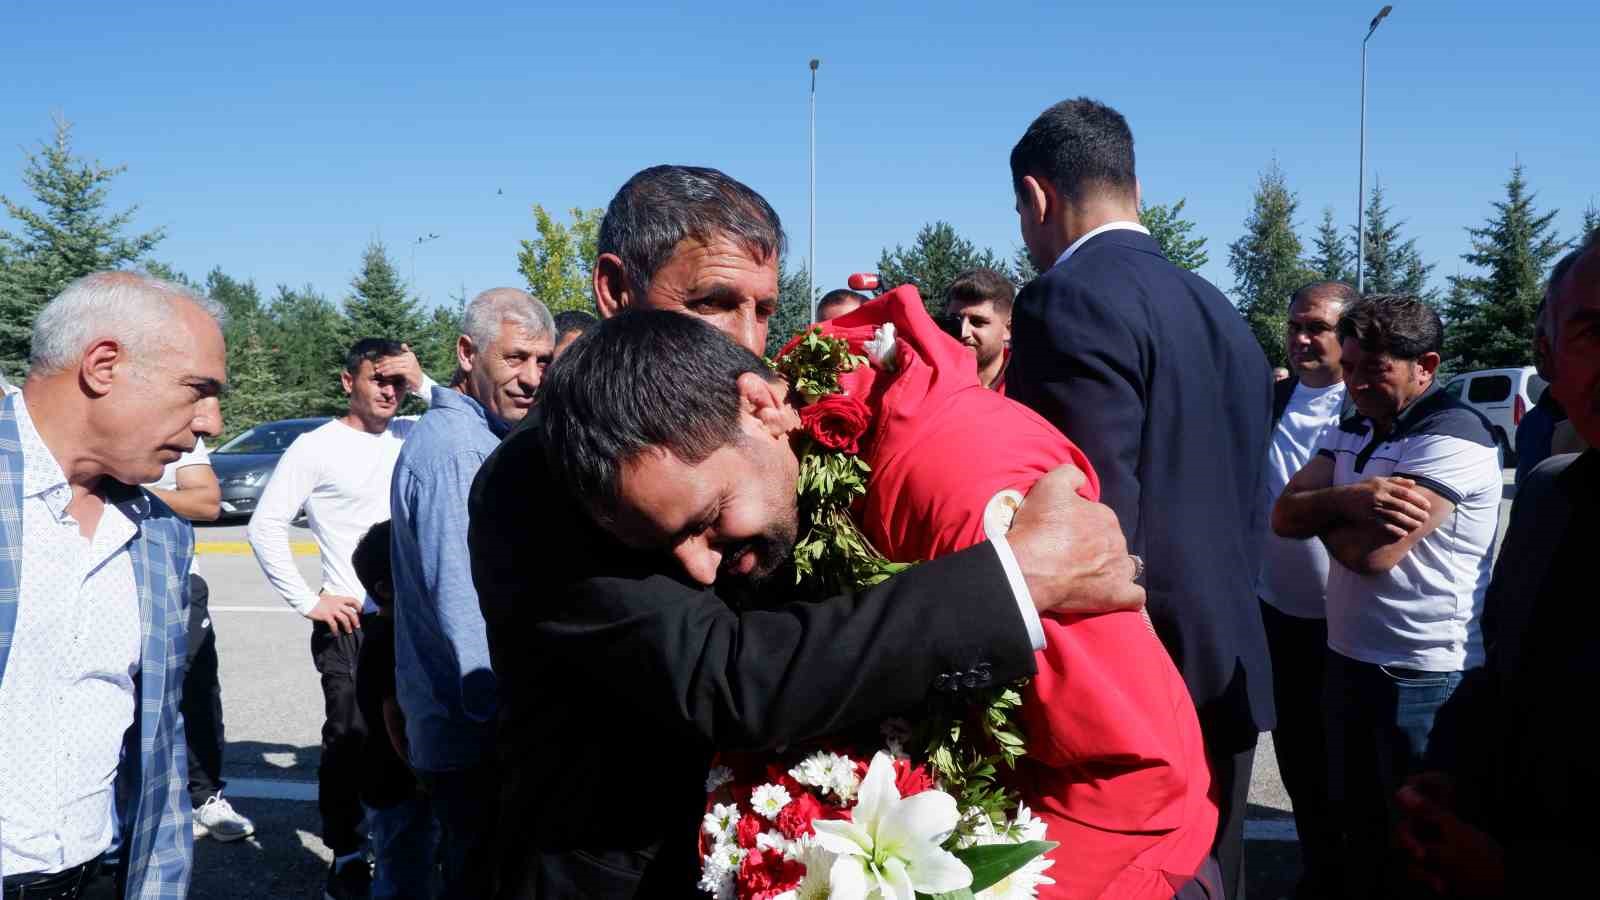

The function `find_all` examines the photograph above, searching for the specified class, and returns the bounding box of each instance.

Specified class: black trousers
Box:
[181,574,227,807]
[1261,601,1340,900]
[312,621,368,856]
[417,766,497,900]
[1209,741,1256,900]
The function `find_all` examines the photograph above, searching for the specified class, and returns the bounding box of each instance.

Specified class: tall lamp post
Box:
[1356,5,1393,294]
[809,58,820,321]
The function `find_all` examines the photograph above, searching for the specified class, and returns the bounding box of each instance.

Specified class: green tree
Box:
[1580,199,1600,243]
[0,117,164,376]
[343,240,425,346]
[876,222,1013,320]
[1353,180,1435,298]
[516,205,603,314]
[1012,245,1038,285]
[1309,207,1354,283]
[219,326,312,442]
[1140,198,1209,271]
[266,284,347,414]
[1442,164,1565,370]
[1228,163,1316,367]
[765,258,818,358]
[415,297,465,384]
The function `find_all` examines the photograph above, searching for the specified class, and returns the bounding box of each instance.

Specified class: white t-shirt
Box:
[1316,388,1503,671]
[247,418,416,616]
[145,439,211,577]
[1257,381,1346,618]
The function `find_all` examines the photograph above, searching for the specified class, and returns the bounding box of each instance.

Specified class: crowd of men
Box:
[0,95,1594,900]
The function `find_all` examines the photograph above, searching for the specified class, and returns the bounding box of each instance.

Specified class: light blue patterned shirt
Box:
[390,386,510,772]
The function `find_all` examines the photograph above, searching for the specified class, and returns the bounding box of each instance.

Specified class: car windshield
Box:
[216,420,324,454]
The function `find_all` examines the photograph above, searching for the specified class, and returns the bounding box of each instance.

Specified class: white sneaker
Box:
[193,793,256,842]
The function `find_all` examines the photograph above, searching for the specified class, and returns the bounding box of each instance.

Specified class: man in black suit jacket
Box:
[1005,98,1276,899]
[469,164,1145,897]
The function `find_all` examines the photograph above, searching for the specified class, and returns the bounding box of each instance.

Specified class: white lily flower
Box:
[810,752,972,899]
[864,323,898,371]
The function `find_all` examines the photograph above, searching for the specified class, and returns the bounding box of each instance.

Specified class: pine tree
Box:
[517,205,603,314]
[765,258,817,358]
[1442,164,1565,370]
[415,300,465,384]
[876,222,1013,321]
[0,117,164,376]
[266,284,348,415]
[1353,180,1435,298]
[1139,198,1209,271]
[1012,245,1038,285]
[1309,207,1354,283]
[220,326,310,442]
[1228,163,1315,367]
[1581,199,1600,243]
[343,240,425,345]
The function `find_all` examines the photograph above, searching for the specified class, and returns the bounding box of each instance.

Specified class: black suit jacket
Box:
[1008,229,1276,750]
[468,409,1038,897]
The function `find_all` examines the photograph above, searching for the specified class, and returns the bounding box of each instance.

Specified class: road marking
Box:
[210,606,300,613]
[222,775,1304,843]
[197,540,317,556]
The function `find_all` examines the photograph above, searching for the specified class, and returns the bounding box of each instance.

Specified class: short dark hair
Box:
[553,309,598,341]
[597,165,786,295]
[538,309,776,519]
[1336,294,1443,360]
[1290,280,1359,313]
[344,337,407,374]
[352,520,393,607]
[817,289,867,315]
[1009,98,1137,204]
[945,268,1016,315]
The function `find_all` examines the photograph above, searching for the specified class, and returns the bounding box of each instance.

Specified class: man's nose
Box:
[520,363,541,393]
[195,399,223,438]
[673,538,722,587]
[960,319,975,340]
[723,310,766,357]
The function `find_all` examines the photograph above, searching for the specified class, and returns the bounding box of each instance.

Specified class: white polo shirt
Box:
[1316,385,1502,671]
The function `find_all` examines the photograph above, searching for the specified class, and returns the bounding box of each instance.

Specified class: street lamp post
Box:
[1357,5,1393,294]
[809,58,820,322]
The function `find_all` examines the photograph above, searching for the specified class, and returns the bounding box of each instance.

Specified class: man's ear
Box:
[1417,351,1442,383]
[79,340,122,398]
[1020,175,1049,227]
[456,334,476,374]
[1002,315,1013,345]
[340,368,354,396]
[737,372,799,439]
[593,253,632,320]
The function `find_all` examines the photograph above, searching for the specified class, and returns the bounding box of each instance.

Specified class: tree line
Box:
[4,119,1595,443]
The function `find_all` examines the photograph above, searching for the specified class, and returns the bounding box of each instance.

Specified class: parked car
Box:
[211,417,330,520]
[1441,366,1547,464]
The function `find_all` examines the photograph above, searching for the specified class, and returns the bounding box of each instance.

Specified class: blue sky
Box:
[2,1,1595,311]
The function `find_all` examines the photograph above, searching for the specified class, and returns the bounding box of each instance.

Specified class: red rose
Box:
[775,791,824,840]
[799,394,871,454]
[735,813,763,849]
[893,758,936,797]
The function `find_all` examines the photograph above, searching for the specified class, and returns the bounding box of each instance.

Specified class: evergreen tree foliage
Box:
[1228,163,1315,367]
[0,117,164,376]
[765,258,818,358]
[876,222,1013,320]
[1309,207,1354,283]
[1012,245,1038,285]
[220,326,312,442]
[1442,165,1566,370]
[266,284,348,414]
[416,300,465,384]
[1139,198,1209,271]
[1581,199,1600,244]
[1353,180,1435,298]
[516,205,603,314]
[343,240,425,345]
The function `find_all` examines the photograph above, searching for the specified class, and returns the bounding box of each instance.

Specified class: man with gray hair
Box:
[0,271,226,898]
[390,287,554,898]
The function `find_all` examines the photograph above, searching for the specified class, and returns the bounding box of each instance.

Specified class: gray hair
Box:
[29,271,225,375]
[597,165,786,296]
[462,287,554,350]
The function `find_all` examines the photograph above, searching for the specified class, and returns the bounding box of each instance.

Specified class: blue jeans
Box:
[369,794,440,899]
[1323,650,1464,899]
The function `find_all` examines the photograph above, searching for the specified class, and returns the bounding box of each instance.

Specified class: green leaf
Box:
[953,841,1058,893]
[921,890,976,900]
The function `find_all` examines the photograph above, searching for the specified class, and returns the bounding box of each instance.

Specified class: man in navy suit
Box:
[1006,98,1276,899]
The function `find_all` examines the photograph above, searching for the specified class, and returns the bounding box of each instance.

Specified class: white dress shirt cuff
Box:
[989,534,1044,651]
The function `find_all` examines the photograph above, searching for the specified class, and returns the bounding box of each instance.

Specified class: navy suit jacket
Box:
[1008,228,1276,749]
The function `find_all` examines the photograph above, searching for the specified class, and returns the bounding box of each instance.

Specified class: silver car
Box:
[212,417,330,520]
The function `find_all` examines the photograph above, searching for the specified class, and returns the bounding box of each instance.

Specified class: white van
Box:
[1441,366,1546,461]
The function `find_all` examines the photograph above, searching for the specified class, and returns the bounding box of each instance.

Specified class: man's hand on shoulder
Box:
[1008,463,1144,614]
[308,592,363,634]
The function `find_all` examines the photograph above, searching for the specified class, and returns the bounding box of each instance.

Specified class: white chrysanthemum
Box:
[829,764,862,804]
[865,323,899,371]
[704,765,735,795]
[790,752,850,792]
[702,803,740,842]
[698,842,739,900]
[751,783,793,819]
[967,804,1055,899]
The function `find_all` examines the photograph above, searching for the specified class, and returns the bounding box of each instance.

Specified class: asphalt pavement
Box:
[140,472,1516,899]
